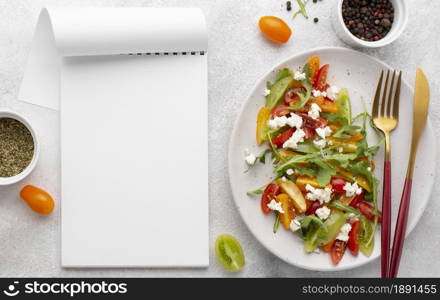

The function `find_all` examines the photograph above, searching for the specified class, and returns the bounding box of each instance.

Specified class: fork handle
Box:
[381,161,392,278]
[389,178,412,278]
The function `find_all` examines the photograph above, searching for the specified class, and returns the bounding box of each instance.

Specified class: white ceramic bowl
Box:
[332,0,408,48]
[0,110,39,185]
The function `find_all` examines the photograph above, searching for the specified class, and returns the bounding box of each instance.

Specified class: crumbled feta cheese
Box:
[264,88,271,96]
[281,176,287,182]
[338,147,344,153]
[285,113,303,129]
[312,89,328,98]
[328,140,334,145]
[326,85,340,101]
[268,113,303,130]
[294,71,306,81]
[267,199,284,214]
[289,218,301,232]
[286,168,294,175]
[282,129,306,149]
[308,103,322,120]
[336,223,352,242]
[244,149,257,165]
[315,206,331,220]
[367,167,372,172]
[305,184,333,204]
[343,182,363,197]
[313,139,327,148]
[268,115,288,129]
[316,126,333,139]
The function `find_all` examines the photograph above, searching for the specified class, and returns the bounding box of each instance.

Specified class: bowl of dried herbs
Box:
[0,110,39,185]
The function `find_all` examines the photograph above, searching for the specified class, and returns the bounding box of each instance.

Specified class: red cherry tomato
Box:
[302,125,315,140]
[261,183,280,214]
[314,64,330,91]
[258,16,292,44]
[349,192,364,207]
[305,200,322,216]
[284,87,305,106]
[331,240,347,265]
[331,177,349,194]
[357,201,382,223]
[295,112,328,129]
[347,220,360,256]
[272,104,291,117]
[272,128,295,148]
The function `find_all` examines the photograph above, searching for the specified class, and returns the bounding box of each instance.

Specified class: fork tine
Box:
[372,70,384,118]
[380,70,390,117]
[386,70,396,117]
[392,71,402,120]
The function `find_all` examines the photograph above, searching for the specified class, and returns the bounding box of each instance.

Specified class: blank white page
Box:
[60,54,208,267]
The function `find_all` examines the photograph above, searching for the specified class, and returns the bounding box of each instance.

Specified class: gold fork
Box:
[372,70,402,278]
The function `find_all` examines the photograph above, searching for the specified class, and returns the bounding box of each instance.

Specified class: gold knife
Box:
[389,69,430,277]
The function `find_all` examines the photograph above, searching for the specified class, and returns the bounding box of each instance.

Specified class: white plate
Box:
[228,47,436,271]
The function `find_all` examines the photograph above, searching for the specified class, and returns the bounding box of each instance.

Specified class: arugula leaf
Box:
[333,125,361,139]
[265,76,293,110]
[256,148,271,164]
[275,153,319,173]
[321,112,345,124]
[247,187,263,195]
[293,0,309,19]
[273,213,280,233]
[329,201,361,216]
[316,167,336,187]
[266,68,293,89]
[289,64,312,110]
[323,153,357,168]
[292,164,318,178]
[294,140,319,154]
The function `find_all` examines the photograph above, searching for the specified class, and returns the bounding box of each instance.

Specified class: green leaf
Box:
[273,213,280,233]
[289,67,312,110]
[329,201,361,216]
[247,187,263,195]
[293,164,318,178]
[293,0,309,19]
[266,68,292,89]
[275,153,319,173]
[333,125,361,139]
[256,148,271,164]
[316,167,336,187]
[323,153,357,168]
[265,76,293,110]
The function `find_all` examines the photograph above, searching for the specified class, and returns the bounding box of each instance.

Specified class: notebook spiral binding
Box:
[127,51,205,56]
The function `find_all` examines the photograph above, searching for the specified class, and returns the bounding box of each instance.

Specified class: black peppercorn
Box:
[286,1,292,11]
[314,17,319,23]
[341,0,394,41]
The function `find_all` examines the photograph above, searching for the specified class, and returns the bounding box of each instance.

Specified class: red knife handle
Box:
[381,161,392,278]
[389,178,413,278]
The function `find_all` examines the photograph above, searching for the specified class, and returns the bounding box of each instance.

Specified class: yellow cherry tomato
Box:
[20,185,55,215]
[258,16,292,44]
[308,56,320,82]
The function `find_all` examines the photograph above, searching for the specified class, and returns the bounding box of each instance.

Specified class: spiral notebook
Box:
[19,7,209,267]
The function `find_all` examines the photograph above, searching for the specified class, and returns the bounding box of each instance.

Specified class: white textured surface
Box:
[0,0,439,277]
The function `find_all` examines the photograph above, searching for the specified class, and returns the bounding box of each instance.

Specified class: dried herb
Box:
[0,118,34,177]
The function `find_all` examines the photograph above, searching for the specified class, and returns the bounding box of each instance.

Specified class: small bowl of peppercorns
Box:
[332,0,408,48]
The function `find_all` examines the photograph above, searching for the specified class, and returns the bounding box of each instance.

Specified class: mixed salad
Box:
[246,56,381,265]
